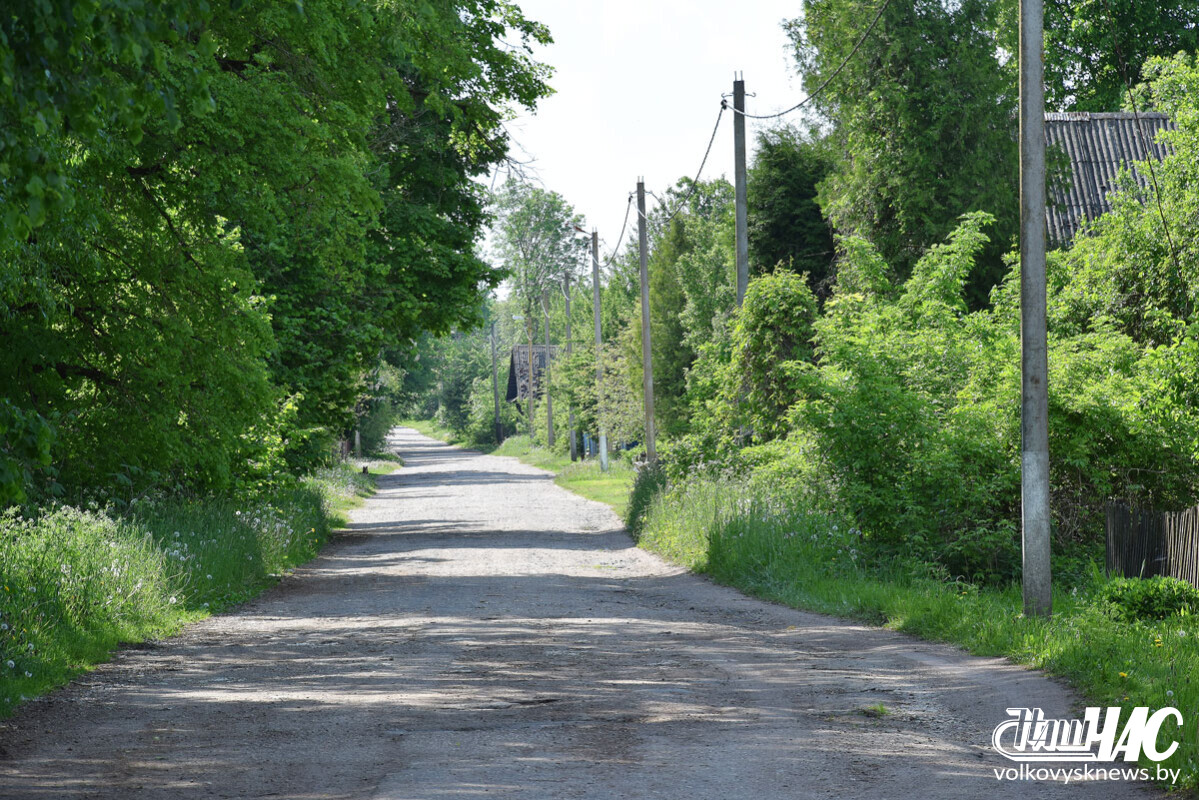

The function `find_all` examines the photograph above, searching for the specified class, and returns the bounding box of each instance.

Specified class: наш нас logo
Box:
[993,706,1182,763]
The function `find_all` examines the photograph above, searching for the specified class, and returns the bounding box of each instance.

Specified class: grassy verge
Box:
[0,459,392,715]
[636,477,1199,789]
[493,435,635,517]
[398,421,634,517]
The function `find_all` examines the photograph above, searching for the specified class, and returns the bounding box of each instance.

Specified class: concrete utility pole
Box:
[490,320,502,444]
[733,74,749,306]
[636,179,657,463]
[542,289,555,449]
[564,273,577,462]
[591,231,609,471]
[1020,0,1052,617]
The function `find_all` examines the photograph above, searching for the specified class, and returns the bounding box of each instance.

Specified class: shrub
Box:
[1095,576,1199,622]
[730,269,817,441]
[358,400,398,456]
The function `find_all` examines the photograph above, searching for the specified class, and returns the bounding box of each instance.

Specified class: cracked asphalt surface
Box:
[0,427,1159,798]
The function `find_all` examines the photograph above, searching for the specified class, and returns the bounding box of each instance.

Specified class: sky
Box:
[488,0,812,262]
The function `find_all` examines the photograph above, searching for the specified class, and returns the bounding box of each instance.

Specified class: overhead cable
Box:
[726,0,892,121]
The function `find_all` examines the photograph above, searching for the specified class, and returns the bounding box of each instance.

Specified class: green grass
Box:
[0,460,384,715]
[485,435,634,516]
[637,477,1199,789]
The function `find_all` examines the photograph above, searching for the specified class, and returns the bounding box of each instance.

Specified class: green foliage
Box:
[747,126,836,296]
[625,462,668,542]
[644,217,694,435]
[621,179,738,439]
[788,0,1017,304]
[358,402,399,456]
[492,181,588,340]
[996,0,1199,112]
[0,0,552,497]
[0,461,373,712]
[732,270,818,441]
[465,375,521,448]
[766,211,1199,579]
[0,401,54,505]
[0,1,216,248]
[671,180,737,353]
[1094,576,1199,622]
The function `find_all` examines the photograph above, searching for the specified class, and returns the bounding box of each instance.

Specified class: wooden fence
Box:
[1106,502,1199,587]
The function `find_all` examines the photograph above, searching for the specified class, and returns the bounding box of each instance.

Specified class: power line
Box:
[634,105,726,230]
[600,193,634,269]
[726,0,892,121]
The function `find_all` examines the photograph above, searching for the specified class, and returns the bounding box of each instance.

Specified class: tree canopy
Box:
[0,0,552,501]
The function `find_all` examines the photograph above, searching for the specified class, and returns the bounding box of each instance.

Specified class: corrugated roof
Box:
[1045,111,1175,246]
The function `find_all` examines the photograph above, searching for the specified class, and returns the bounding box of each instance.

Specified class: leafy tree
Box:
[623,179,738,437]
[1049,54,1199,347]
[672,179,737,352]
[996,0,1199,112]
[787,0,1018,305]
[643,218,693,436]
[747,126,836,297]
[0,0,552,499]
[0,1,216,249]
[492,181,587,434]
[732,271,818,442]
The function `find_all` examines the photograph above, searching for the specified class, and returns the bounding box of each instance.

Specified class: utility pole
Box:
[490,320,502,444]
[1020,0,1052,617]
[636,179,657,463]
[542,289,555,449]
[733,74,749,306]
[591,230,609,472]
[564,273,577,462]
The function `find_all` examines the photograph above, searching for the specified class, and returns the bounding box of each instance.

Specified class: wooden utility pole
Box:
[564,273,577,462]
[542,289,554,448]
[1020,0,1052,616]
[591,230,609,472]
[490,320,502,444]
[733,74,749,306]
[636,179,657,463]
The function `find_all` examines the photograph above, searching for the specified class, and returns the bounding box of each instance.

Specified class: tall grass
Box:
[0,463,375,714]
[638,476,1199,789]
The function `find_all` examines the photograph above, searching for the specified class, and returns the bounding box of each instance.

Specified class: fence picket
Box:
[1107,502,1199,589]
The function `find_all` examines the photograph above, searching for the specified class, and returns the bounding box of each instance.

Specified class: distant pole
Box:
[733,74,749,306]
[1020,0,1052,617]
[591,230,609,472]
[490,320,502,444]
[565,273,577,462]
[636,179,657,463]
[542,289,555,448]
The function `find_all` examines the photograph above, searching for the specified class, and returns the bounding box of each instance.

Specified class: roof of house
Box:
[505,344,559,404]
[1045,111,1175,246]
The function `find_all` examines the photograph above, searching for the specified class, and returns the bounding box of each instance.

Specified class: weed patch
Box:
[0,461,379,714]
